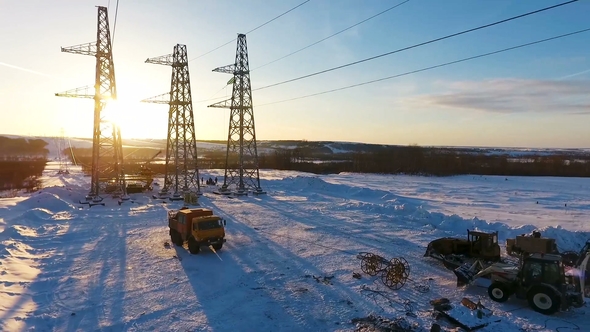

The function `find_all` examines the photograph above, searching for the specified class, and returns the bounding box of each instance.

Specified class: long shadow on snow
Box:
[206,194,537,323]
[171,199,424,331]
[194,196,458,330]
[255,194,428,260]
[0,207,95,330]
[14,205,128,331]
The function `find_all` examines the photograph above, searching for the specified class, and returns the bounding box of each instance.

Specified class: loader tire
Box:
[488,282,510,302]
[188,237,200,254]
[527,285,560,315]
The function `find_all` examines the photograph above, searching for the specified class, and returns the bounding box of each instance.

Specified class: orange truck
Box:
[168,207,226,254]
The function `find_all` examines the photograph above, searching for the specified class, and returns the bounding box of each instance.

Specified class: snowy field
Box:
[1,163,589,331]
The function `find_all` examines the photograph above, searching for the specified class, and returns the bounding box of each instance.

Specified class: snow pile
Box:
[17,191,76,213]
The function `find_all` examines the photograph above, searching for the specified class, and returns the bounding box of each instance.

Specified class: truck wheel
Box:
[172,230,183,246]
[188,238,200,254]
[212,243,223,251]
[488,282,511,302]
[527,286,560,315]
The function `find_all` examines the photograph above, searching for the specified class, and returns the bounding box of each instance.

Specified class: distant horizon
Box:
[2,132,590,151]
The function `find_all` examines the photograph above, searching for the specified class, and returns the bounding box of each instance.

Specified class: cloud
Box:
[407,79,590,114]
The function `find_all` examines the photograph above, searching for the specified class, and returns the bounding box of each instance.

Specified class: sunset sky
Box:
[1,0,589,148]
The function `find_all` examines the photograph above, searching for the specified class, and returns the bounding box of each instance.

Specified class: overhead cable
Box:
[189,0,311,61]
[253,0,579,91]
[112,0,121,46]
[256,27,590,106]
[245,0,311,35]
[252,0,411,71]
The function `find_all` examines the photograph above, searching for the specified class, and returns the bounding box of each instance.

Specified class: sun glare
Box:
[102,99,138,137]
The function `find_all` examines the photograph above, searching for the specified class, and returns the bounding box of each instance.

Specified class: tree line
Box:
[65,144,590,177]
[258,146,590,177]
[0,136,49,157]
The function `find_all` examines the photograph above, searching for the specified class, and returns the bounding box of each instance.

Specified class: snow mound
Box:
[51,211,74,221]
[347,186,390,200]
[427,214,590,249]
[279,176,331,191]
[18,192,76,213]
[0,240,34,259]
[277,175,402,201]
[331,197,590,251]
[0,225,37,240]
[19,208,54,221]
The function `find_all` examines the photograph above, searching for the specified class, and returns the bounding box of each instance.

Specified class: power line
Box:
[252,0,411,71]
[111,0,121,46]
[245,0,311,35]
[253,0,579,91]
[189,0,311,62]
[256,27,590,107]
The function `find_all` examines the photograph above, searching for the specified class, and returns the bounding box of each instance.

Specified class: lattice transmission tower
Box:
[55,6,126,203]
[209,34,265,196]
[55,129,70,175]
[142,44,201,199]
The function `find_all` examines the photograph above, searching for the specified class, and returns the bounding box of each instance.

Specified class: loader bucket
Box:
[454,263,477,287]
[453,260,487,287]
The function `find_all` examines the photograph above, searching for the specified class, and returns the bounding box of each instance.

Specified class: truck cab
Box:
[168,207,226,254]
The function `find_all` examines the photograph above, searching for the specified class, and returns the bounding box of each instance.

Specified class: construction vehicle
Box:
[506,232,590,289]
[506,231,559,258]
[125,150,162,193]
[455,251,589,315]
[168,207,226,254]
[424,230,501,270]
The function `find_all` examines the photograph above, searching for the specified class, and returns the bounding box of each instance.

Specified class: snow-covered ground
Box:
[1,163,589,331]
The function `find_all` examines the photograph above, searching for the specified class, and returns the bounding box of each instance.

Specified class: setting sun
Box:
[100,98,168,139]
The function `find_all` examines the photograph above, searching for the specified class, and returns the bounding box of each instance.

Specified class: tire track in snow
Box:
[203,196,418,326]
[192,196,372,329]
[203,191,477,320]
[222,192,429,259]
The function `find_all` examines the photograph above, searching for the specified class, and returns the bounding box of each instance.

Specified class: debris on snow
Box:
[351,314,421,332]
[429,298,451,312]
[312,275,334,285]
[432,297,497,331]
[359,285,417,317]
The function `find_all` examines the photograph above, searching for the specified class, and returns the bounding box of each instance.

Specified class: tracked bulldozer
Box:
[424,230,501,270]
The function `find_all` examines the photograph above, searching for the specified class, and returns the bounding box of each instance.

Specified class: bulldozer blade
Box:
[423,246,432,257]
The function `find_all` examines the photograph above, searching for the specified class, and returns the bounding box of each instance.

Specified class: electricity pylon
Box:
[55,6,126,203]
[209,34,264,196]
[55,129,70,175]
[142,44,201,199]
